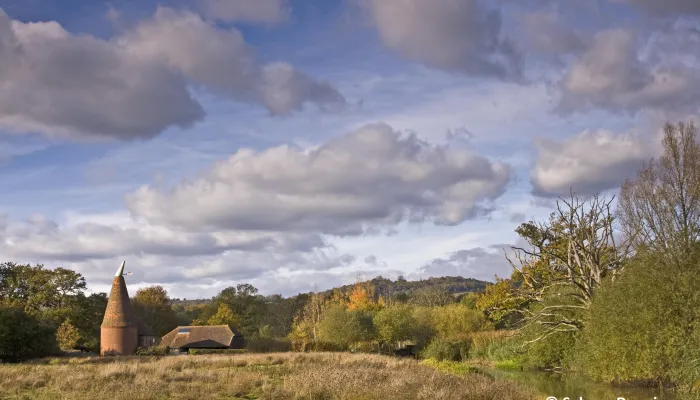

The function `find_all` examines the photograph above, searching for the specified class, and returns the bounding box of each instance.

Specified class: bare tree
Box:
[508,192,631,342]
[618,121,700,262]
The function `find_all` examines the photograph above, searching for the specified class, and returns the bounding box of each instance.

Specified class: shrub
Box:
[520,330,576,371]
[432,304,492,338]
[349,341,378,353]
[469,330,520,361]
[0,306,60,362]
[302,341,344,352]
[577,252,700,390]
[135,345,170,356]
[245,337,291,353]
[188,348,248,355]
[422,336,471,362]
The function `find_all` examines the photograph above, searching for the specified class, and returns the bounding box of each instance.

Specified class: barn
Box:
[161,325,244,352]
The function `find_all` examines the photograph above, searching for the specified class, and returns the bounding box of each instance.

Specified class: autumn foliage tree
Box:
[56,318,81,350]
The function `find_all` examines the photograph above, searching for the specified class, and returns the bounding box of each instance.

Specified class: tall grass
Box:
[0,352,537,399]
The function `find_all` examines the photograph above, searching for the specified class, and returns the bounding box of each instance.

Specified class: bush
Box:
[577,252,700,390]
[520,330,576,371]
[422,336,471,362]
[349,341,378,353]
[0,306,60,362]
[469,330,520,361]
[302,341,345,352]
[135,345,170,356]
[432,304,492,338]
[245,337,291,353]
[188,348,248,355]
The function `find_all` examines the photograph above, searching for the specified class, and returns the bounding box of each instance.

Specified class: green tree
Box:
[432,304,492,338]
[203,303,241,331]
[210,284,266,337]
[374,304,416,346]
[318,305,376,348]
[0,306,58,362]
[132,286,180,336]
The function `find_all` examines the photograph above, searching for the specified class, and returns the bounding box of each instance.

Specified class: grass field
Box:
[0,352,536,399]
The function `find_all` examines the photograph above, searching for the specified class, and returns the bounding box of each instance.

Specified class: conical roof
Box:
[101,261,137,328]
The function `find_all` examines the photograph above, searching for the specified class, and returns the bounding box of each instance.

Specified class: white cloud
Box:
[420,244,513,281]
[196,0,289,23]
[530,127,659,197]
[0,9,203,140]
[362,0,523,79]
[0,7,344,140]
[0,212,325,262]
[558,29,700,115]
[126,123,513,234]
[520,9,585,55]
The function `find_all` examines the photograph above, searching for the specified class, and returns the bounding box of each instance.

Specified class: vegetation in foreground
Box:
[0,352,536,400]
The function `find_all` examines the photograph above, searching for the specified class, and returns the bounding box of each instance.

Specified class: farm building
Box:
[161,325,244,352]
[100,261,159,355]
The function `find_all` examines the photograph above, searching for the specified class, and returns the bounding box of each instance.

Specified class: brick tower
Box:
[100,261,138,355]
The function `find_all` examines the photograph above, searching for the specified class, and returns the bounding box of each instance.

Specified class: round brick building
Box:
[100,261,138,356]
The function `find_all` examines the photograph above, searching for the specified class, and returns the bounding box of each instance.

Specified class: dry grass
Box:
[0,352,537,400]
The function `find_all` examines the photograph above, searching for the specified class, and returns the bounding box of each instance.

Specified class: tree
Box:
[0,263,87,312]
[507,193,631,343]
[619,121,700,262]
[210,284,266,336]
[409,286,454,307]
[432,304,492,338]
[318,305,376,348]
[56,319,81,350]
[289,292,333,347]
[132,286,180,336]
[203,304,241,331]
[374,304,416,346]
[0,306,58,362]
[347,280,379,311]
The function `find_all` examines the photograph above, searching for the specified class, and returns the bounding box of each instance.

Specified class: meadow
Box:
[0,352,536,400]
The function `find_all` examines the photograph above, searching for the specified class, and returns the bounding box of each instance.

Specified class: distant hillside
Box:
[319,276,489,299]
[170,276,489,306]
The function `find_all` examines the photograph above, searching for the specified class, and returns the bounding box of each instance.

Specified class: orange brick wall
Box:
[101,326,138,355]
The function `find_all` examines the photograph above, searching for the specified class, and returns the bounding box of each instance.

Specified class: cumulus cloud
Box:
[558,29,700,114]
[0,10,203,140]
[362,0,523,79]
[0,7,344,140]
[421,244,513,281]
[196,0,289,23]
[521,10,586,55]
[0,212,325,262]
[121,8,345,116]
[127,123,512,234]
[530,128,658,197]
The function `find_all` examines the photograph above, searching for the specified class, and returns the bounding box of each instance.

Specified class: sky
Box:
[0,0,698,298]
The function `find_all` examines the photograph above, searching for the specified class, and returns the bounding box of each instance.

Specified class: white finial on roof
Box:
[115,260,126,277]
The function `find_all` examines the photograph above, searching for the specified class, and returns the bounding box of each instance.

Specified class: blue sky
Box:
[0,0,698,298]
